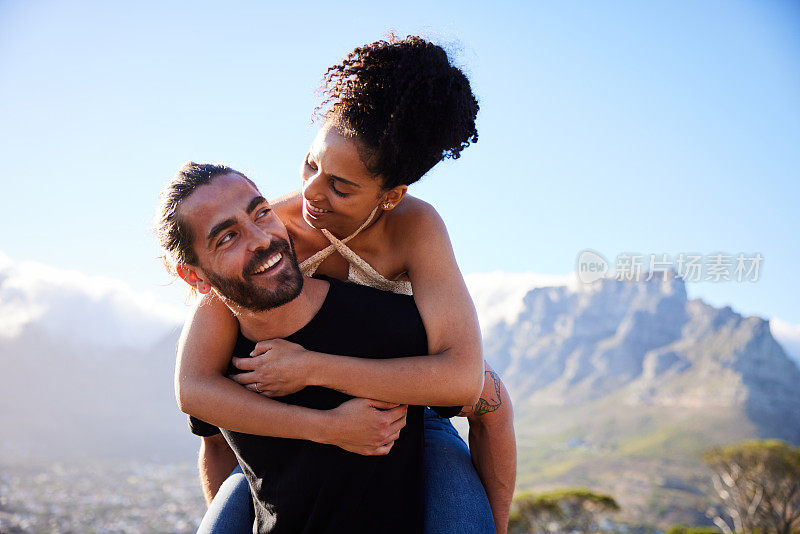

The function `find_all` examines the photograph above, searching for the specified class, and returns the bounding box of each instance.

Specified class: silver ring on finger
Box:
[254,382,261,393]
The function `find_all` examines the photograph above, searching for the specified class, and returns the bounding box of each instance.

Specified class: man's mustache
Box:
[242,239,293,279]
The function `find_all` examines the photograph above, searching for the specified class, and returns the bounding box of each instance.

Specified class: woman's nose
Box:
[302,171,325,200]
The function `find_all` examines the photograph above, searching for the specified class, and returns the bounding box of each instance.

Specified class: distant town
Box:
[0,460,205,533]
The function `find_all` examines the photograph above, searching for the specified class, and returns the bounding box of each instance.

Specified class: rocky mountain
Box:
[465,270,800,527]
[477,271,800,434]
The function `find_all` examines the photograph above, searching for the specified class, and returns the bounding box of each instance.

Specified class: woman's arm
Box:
[176,293,407,455]
[460,362,516,534]
[232,201,485,407]
[175,293,239,416]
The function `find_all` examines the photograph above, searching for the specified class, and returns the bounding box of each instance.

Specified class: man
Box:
[156,162,515,533]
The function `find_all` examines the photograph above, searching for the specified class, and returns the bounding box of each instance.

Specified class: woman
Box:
[181,35,515,533]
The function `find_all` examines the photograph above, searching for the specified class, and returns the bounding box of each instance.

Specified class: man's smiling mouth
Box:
[251,252,283,275]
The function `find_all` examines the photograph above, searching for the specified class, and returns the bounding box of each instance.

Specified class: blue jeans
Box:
[196,465,251,534]
[197,408,494,533]
[423,407,495,533]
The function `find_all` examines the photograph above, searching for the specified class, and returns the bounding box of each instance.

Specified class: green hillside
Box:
[513,401,759,528]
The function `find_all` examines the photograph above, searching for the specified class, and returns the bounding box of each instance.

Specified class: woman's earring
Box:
[382,202,393,210]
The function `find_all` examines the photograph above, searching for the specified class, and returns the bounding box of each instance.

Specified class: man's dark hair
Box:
[155,161,245,274]
[316,34,479,190]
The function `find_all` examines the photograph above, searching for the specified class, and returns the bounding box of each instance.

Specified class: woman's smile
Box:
[304,199,333,218]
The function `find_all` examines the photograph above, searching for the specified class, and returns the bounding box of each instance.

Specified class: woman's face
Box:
[300,124,389,237]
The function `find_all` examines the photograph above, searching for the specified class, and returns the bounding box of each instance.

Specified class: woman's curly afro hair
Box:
[316,34,479,190]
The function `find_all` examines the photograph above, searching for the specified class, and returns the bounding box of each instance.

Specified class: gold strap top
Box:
[299,206,413,296]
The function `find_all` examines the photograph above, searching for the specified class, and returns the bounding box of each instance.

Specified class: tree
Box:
[509,490,562,533]
[666,525,719,534]
[703,439,800,534]
[508,488,619,533]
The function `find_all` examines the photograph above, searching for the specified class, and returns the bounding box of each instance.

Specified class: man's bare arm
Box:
[198,434,239,505]
[459,362,516,534]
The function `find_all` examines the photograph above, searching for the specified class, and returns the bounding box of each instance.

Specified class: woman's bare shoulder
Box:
[385,195,448,252]
[270,190,303,229]
[390,195,439,222]
[270,189,301,212]
[389,195,444,231]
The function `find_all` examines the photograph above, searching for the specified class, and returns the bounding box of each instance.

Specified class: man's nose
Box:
[244,221,275,252]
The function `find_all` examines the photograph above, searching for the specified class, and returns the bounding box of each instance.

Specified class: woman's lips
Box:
[305,200,332,218]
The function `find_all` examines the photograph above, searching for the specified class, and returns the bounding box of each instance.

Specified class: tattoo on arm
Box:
[459,370,502,417]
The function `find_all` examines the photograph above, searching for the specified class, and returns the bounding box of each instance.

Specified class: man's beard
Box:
[205,236,304,312]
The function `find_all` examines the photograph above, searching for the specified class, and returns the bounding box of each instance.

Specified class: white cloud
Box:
[770,318,800,366]
[465,271,578,334]
[4,252,793,367]
[0,252,185,350]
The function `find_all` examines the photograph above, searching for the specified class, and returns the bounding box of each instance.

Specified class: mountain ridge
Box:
[472,271,799,527]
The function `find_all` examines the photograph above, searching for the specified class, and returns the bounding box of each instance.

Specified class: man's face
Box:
[179,172,303,312]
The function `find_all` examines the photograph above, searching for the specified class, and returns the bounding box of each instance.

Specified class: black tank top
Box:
[191,276,457,533]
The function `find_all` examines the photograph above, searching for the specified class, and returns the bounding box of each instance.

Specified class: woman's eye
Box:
[305,155,317,170]
[330,181,348,197]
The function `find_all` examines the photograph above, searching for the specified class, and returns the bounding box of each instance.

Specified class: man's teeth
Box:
[252,253,282,274]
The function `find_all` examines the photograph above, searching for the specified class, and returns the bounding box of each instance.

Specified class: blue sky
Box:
[1,1,798,323]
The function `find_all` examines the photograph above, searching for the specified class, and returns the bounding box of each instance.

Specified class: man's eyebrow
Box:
[206,196,268,246]
[329,175,361,188]
[247,195,267,213]
[207,218,237,245]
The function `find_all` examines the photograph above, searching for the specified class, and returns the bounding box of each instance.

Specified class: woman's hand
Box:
[320,398,407,456]
[229,339,316,397]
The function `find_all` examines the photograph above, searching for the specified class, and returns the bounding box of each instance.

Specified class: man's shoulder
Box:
[314,276,423,334]
[292,276,427,355]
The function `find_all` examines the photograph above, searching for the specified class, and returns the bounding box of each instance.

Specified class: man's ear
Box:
[380,185,408,210]
[176,263,212,294]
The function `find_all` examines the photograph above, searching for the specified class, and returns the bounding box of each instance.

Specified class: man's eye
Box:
[218,233,235,247]
[306,154,317,170]
[256,208,271,218]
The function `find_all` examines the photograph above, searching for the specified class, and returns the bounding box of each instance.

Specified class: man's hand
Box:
[230,339,314,397]
[320,398,407,456]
